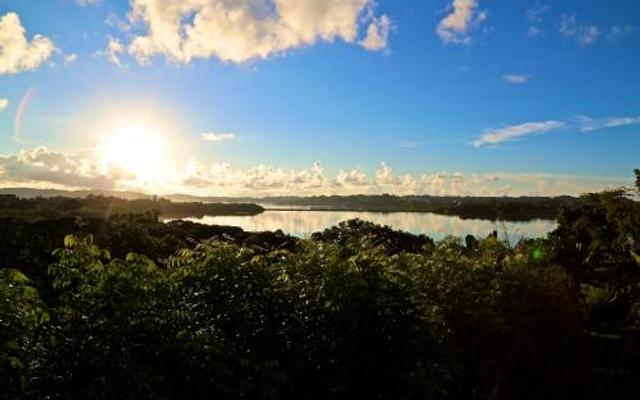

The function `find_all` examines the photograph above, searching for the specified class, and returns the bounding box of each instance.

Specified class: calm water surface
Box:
[183,210,557,243]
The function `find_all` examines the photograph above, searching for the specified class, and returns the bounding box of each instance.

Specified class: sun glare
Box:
[98,123,170,184]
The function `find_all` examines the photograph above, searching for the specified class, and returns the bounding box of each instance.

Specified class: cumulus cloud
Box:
[336,168,369,187]
[0,12,57,74]
[502,74,531,85]
[201,132,236,142]
[436,0,487,45]
[559,14,600,46]
[107,0,390,66]
[473,121,566,148]
[0,98,8,111]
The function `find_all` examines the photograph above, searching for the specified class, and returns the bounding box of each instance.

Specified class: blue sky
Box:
[0,0,638,196]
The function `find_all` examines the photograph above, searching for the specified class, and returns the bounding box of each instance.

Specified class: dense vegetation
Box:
[1,172,639,399]
[0,194,263,220]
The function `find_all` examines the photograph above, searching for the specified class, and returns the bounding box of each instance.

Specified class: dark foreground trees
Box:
[3,233,586,400]
[1,178,640,399]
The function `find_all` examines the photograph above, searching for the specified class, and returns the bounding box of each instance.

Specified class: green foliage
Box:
[0,268,48,398]
[1,232,583,399]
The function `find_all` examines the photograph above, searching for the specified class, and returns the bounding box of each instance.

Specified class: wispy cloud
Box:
[607,25,635,42]
[201,132,236,142]
[74,0,100,6]
[525,2,549,37]
[436,0,487,45]
[502,74,531,85]
[559,14,600,46]
[474,114,640,148]
[399,141,423,149]
[577,115,640,132]
[94,36,125,67]
[473,121,566,148]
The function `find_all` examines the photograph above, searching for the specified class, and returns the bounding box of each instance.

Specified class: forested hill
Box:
[0,194,263,220]
[257,195,579,221]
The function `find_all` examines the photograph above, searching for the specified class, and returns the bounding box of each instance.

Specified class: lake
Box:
[182,210,557,243]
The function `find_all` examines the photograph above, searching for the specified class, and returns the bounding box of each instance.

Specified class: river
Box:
[181,210,557,244]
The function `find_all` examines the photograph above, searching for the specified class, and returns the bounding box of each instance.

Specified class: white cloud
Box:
[577,115,640,132]
[473,121,566,148]
[474,113,640,148]
[200,132,236,142]
[502,74,531,85]
[0,12,57,74]
[111,0,389,66]
[559,14,600,46]
[75,0,100,5]
[0,99,8,111]
[360,15,391,51]
[95,36,125,66]
[436,0,487,45]
[64,53,78,65]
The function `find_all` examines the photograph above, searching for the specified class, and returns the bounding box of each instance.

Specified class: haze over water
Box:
[184,211,557,244]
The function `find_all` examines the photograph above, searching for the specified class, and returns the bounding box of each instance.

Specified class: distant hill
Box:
[0,188,153,200]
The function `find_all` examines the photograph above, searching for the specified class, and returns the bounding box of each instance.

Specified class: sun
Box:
[97,123,170,184]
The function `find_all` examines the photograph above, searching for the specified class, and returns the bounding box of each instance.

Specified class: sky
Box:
[0,0,639,197]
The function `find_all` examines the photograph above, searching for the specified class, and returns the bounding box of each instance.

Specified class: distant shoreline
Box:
[261,207,558,222]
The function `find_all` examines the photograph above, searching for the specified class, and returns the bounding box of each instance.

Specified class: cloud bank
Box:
[0,147,629,197]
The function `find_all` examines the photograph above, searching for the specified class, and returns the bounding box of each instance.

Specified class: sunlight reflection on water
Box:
[182,211,557,244]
